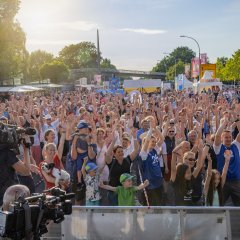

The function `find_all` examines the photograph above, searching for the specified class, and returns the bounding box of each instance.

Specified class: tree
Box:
[166,60,185,80]
[0,0,20,22]
[227,50,240,81]
[40,61,69,84]
[216,57,228,80]
[0,0,26,84]
[152,46,195,73]
[58,42,99,69]
[216,50,240,82]
[29,50,54,82]
[100,58,116,70]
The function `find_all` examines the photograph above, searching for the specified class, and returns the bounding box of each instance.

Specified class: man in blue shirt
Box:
[214,119,240,206]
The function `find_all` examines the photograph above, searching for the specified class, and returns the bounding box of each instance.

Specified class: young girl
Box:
[39,132,65,190]
[204,150,231,206]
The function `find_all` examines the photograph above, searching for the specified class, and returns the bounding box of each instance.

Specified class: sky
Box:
[17,0,240,71]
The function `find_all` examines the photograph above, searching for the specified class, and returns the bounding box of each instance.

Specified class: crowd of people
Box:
[1,86,240,208]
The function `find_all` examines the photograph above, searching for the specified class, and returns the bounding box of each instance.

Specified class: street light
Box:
[180,35,201,81]
[163,52,177,80]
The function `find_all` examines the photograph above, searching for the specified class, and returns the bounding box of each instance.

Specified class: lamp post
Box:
[163,52,177,81]
[180,35,201,81]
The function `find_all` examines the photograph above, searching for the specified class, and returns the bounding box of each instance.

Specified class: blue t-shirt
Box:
[140,148,163,189]
[137,128,146,141]
[214,141,240,181]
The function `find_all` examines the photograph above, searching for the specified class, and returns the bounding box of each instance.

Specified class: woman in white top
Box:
[95,128,109,182]
[93,128,109,205]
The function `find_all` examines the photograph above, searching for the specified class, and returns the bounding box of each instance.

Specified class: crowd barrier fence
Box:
[41,206,240,240]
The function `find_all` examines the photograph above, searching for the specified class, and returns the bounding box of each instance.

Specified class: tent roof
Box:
[9,85,43,92]
[202,70,213,80]
[33,84,62,88]
[0,87,13,92]
[193,82,223,87]
[123,79,161,88]
[175,74,193,88]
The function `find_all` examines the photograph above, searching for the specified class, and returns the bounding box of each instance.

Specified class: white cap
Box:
[44,114,52,120]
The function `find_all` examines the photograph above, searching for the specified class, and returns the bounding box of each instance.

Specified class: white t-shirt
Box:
[42,119,60,145]
[96,144,109,182]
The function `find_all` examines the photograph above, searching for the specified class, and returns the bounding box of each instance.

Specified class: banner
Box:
[185,64,191,79]
[200,53,208,64]
[200,64,216,79]
[191,57,200,78]
[94,75,101,86]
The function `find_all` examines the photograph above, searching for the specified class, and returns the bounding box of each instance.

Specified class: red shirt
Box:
[39,154,63,190]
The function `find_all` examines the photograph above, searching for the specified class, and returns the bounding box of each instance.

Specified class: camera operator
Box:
[2,184,30,211]
[0,139,31,207]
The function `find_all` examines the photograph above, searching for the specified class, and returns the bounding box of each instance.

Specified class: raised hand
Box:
[224,150,232,162]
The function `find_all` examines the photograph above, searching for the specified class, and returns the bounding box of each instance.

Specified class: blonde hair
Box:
[45,143,57,151]
[183,151,195,161]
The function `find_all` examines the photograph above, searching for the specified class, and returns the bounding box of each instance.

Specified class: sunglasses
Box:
[170,122,174,125]
[169,131,175,133]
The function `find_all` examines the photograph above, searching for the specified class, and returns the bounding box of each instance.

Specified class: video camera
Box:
[0,187,75,240]
[0,122,36,154]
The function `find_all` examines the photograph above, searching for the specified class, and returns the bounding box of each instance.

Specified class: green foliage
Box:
[29,50,54,82]
[0,0,20,22]
[40,61,69,84]
[0,0,26,84]
[166,60,185,80]
[100,58,116,69]
[216,50,240,82]
[58,42,99,69]
[216,57,228,80]
[152,46,195,73]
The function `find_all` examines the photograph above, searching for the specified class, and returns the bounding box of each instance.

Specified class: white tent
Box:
[193,70,222,93]
[202,70,213,81]
[193,81,223,93]
[175,74,193,90]
[9,85,43,92]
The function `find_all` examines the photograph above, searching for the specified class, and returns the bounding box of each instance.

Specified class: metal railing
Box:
[41,206,240,240]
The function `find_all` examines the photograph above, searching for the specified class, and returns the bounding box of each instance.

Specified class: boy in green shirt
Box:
[100,173,149,206]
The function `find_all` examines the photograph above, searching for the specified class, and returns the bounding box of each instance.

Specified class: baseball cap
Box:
[77,120,89,129]
[120,173,134,184]
[0,115,7,120]
[44,114,52,120]
[85,162,98,173]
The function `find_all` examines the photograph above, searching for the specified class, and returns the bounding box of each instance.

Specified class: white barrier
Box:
[59,207,235,240]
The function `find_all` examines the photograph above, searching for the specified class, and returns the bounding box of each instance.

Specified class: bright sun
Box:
[17,1,58,35]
